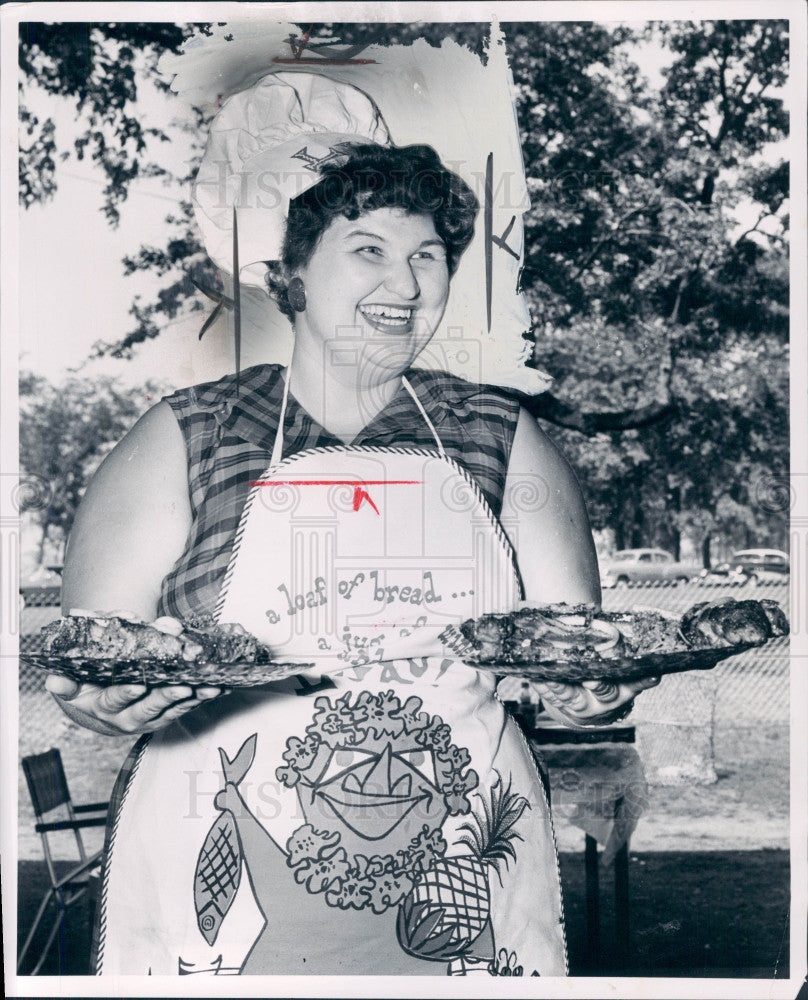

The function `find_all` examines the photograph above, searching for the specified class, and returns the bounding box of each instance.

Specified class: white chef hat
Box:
[192,71,391,287]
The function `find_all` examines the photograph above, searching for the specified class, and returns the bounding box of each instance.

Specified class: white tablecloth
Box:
[534,742,648,866]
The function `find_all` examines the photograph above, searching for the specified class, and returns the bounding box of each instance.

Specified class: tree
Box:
[18,19,790,559]
[497,20,789,559]
[19,373,165,564]
[19,22,190,222]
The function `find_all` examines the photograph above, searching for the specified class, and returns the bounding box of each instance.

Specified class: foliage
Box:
[19,372,165,561]
[17,19,790,560]
[506,19,789,558]
[19,22,190,222]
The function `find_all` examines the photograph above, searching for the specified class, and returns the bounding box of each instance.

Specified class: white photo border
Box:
[2,3,805,998]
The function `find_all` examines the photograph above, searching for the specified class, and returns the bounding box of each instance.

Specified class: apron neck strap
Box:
[270,369,292,468]
[401,375,447,459]
[270,371,446,467]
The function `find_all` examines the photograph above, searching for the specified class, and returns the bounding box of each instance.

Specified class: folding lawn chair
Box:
[18,748,108,975]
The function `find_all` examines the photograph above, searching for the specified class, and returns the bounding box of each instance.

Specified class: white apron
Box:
[96,377,567,978]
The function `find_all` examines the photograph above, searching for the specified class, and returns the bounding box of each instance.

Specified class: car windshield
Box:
[732,551,789,569]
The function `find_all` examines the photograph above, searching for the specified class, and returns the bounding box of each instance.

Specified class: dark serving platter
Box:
[26,645,757,688]
[23,652,315,688]
[440,607,787,684]
[26,596,788,689]
[463,643,763,683]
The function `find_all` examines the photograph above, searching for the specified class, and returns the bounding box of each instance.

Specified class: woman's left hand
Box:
[534,676,660,728]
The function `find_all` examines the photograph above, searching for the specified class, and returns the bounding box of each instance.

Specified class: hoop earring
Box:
[287,276,307,313]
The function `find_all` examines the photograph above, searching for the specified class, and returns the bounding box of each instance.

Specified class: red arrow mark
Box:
[248,480,421,517]
[249,480,421,486]
[352,487,380,515]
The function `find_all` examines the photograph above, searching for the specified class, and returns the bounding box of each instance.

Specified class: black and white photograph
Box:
[1,2,806,997]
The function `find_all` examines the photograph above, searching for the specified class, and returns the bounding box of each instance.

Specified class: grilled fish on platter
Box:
[446,597,788,683]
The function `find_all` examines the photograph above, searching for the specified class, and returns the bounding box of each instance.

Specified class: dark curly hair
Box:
[265,143,479,321]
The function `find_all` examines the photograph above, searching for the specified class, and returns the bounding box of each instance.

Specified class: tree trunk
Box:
[36,516,50,566]
[701,535,712,570]
[523,390,676,435]
[699,171,716,205]
[630,499,644,548]
[666,486,681,560]
[628,470,644,548]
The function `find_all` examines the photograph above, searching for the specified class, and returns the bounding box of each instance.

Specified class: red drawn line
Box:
[272,58,377,65]
[250,480,421,487]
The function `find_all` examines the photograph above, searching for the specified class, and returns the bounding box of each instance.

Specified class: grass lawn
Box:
[16,849,789,978]
[560,849,790,977]
[15,678,792,978]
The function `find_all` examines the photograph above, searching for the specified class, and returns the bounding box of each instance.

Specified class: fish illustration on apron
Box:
[96,376,567,977]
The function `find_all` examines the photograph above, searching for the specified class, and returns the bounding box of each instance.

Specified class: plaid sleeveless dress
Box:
[157,364,520,620]
[93,364,569,978]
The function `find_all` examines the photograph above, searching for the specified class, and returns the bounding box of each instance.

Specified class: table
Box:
[515,712,648,968]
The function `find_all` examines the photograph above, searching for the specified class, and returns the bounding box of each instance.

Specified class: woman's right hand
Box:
[45,674,225,736]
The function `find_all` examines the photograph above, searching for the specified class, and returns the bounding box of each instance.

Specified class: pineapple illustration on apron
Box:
[96,377,567,977]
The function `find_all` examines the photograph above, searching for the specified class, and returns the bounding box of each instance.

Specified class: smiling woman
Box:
[268,142,476,315]
[49,68,655,979]
[266,143,474,440]
[291,208,450,405]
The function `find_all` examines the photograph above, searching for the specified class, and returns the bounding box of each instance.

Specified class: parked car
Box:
[728,548,789,584]
[599,548,702,588]
[696,549,789,586]
[696,562,750,587]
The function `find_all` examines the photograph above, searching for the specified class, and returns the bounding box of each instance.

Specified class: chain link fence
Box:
[497,579,790,784]
[17,579,790,857]
[601,578,789,727]
[17,588,134,861]
[19,587,65,756]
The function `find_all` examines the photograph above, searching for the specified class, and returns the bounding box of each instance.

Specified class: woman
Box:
[47,76,653,978]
